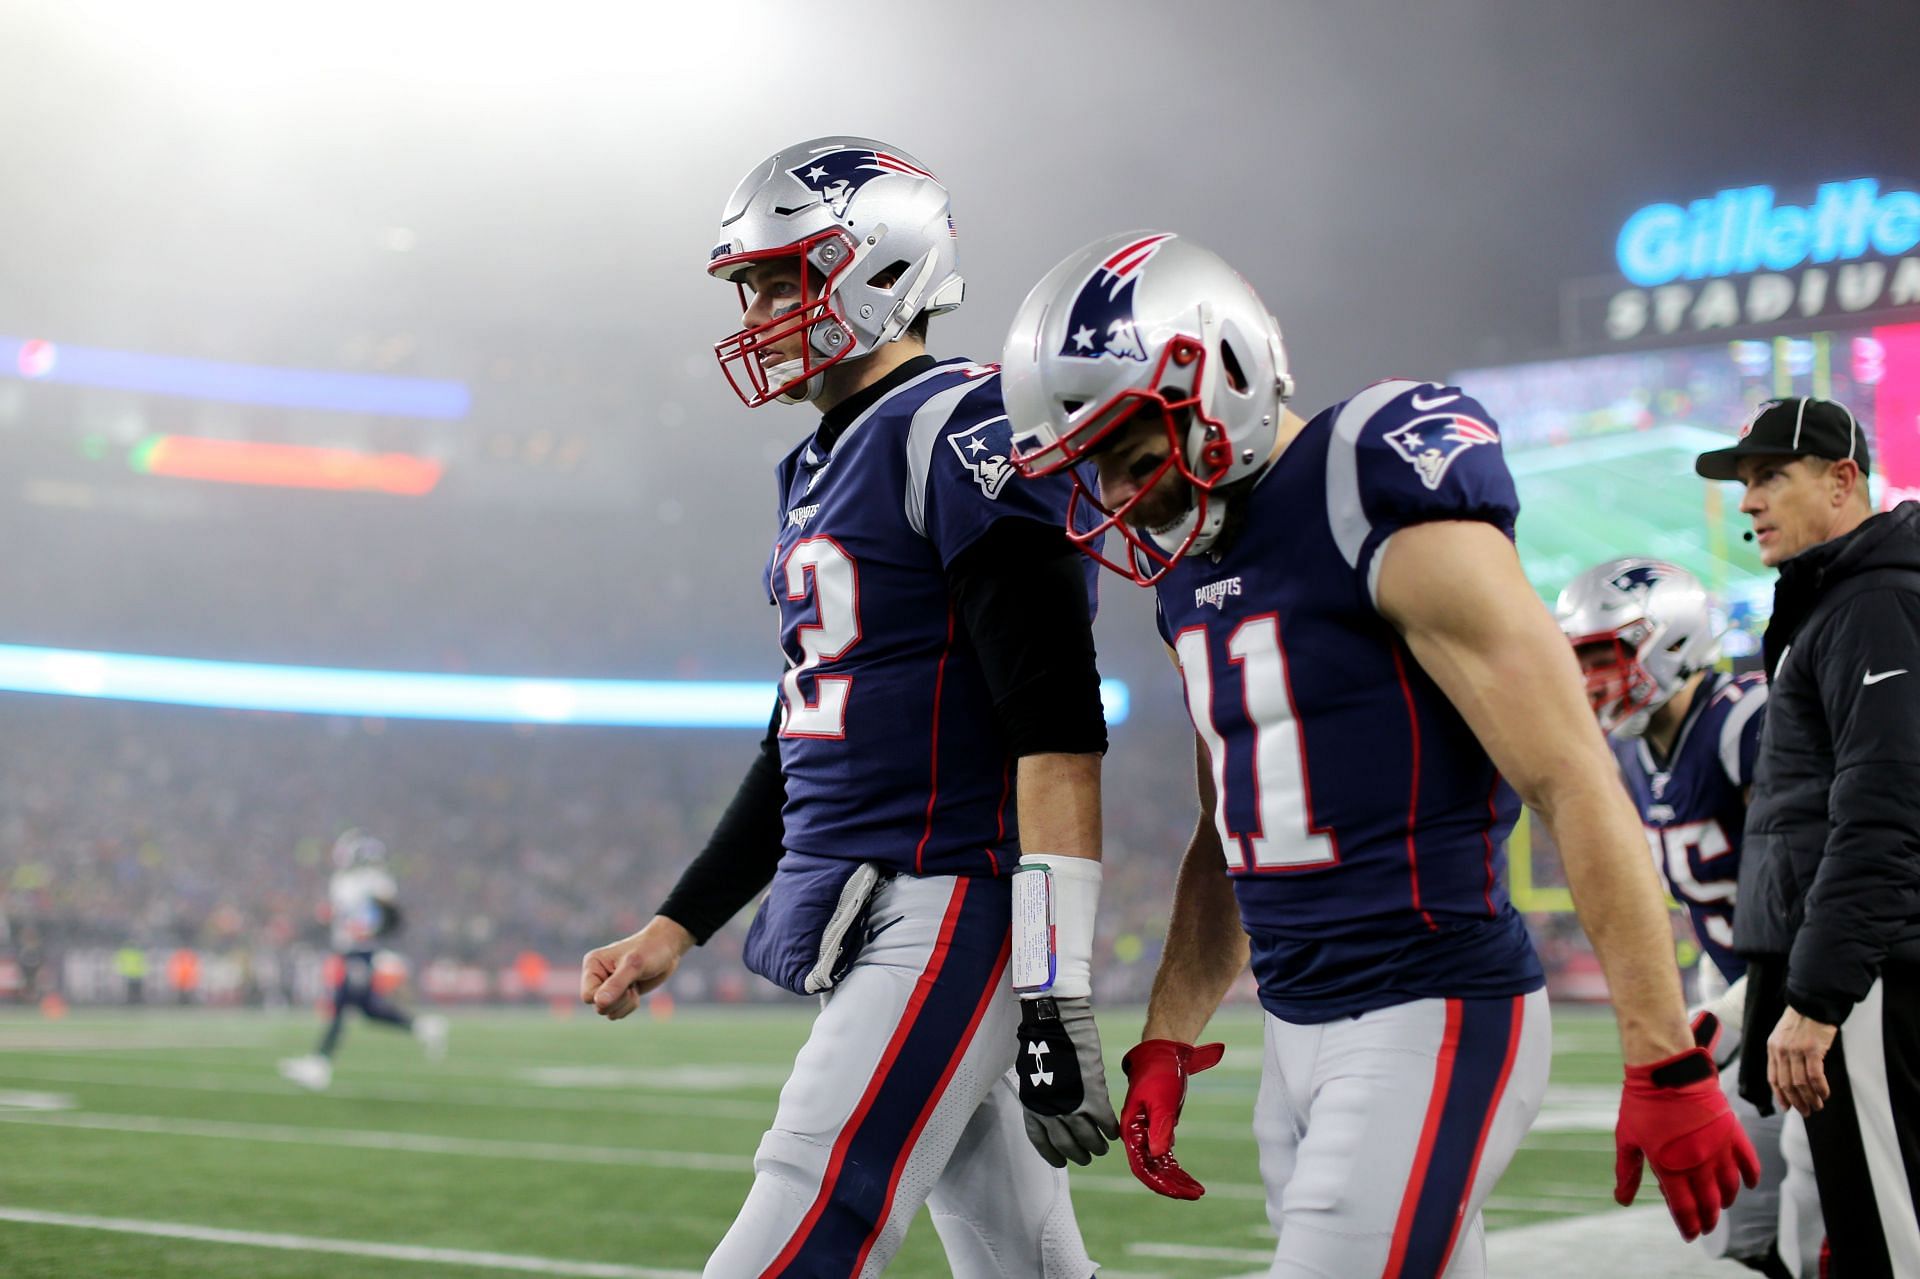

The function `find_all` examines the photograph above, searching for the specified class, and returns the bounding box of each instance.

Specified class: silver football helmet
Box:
[708,136,965,407]
[1000,232,1291,585]
[332,828,387,871]
[1554,558,1720,736]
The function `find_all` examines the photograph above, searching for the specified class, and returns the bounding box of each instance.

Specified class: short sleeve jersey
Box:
[768,358,1094,877]
[330,867,397,953]
[1612,671,1767,982]
[1153,379,1545,1022]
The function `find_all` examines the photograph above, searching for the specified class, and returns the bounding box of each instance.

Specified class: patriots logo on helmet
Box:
[1607,564,1671,596]
[788,148,939,219]
[948,417,1018,499]
[1383,412,1501,490]
[1737,398,1783,440]
[1058,234,1175,363]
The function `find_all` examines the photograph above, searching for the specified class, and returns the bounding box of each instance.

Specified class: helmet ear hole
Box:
[1061,399,1085,416]
[1219,340,1249,394]
[867,259,913,290]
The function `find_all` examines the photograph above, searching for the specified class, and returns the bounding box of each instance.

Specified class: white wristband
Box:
[1011,854,1102,1000]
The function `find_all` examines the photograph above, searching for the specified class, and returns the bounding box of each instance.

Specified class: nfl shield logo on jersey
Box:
[1383,412,1501,490]
[1058,233,1175,362]
[788,148,940,218]
[948,418,1018,499]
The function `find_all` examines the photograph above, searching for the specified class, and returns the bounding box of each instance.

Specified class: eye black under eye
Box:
[1128,454,1164,482]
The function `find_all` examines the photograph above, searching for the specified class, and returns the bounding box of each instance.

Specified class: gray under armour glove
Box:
[1016,995,1120,1167]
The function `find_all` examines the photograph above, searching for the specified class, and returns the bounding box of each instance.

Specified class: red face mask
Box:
[710,228,858,408]
[1568,622,1659,731]
[1011,336,1235,587]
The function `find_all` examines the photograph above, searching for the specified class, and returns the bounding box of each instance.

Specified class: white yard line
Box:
[0,1110,754,1172]
[1211,1206,1733,1279]
[1127,1241,1277,1264]
[1485,1204,1753,1275]
[0,1106,1276,1200]
[0,1061,775,1120]
[0,1206,697,1278]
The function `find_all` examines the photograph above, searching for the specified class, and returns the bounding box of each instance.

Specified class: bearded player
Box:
[999,232,1758,1275]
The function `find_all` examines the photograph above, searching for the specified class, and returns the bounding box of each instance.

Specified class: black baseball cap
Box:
[1695,396,1871,481]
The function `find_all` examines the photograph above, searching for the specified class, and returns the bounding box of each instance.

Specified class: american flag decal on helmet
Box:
[788,149,940,218]
[1058,233,1176,363]
[1383,412,1502,491]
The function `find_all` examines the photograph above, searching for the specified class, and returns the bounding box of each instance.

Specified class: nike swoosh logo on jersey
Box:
[1408,389,1458,410]
[1863,668,1909,685]
[864,914,906,944]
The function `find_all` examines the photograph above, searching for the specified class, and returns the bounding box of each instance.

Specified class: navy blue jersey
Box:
[767,358,1092,877]
[1154,379,1544,1023]
[1612,671,1767,983]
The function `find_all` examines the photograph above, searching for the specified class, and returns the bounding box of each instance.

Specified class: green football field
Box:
[1509,423,1768,603]
[0,1003,1695,1278]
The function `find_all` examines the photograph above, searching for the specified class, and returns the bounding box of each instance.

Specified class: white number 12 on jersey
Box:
[1176,615,1336,870]
[780,537,861,738]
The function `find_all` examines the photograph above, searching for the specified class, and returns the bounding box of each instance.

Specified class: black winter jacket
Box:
[1735,500,1920,1027]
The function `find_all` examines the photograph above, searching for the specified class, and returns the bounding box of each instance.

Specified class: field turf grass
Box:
[0,1003,1646,1278]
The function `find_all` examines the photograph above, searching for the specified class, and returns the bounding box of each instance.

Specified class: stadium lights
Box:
[129,436,445,495]
[0,644,1132,729]
[78,1,731,97]
[0,336,469,420]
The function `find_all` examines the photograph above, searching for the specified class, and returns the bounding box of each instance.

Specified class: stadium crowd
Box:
[0,694,1253,1007]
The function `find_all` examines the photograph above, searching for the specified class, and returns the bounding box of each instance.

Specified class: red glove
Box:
[1119,1038,1225,1199]
[1614,1024,1760,1241]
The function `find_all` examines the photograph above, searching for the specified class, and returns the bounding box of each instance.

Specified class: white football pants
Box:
[1253,988,1551,1278]
[703,872,1093,1278]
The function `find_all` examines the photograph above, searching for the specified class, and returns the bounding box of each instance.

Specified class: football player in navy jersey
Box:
[1000,232,1758,1275]
[1558,559,1821,1277]
[1557,561,1763,987]
[580,138,1113,1277]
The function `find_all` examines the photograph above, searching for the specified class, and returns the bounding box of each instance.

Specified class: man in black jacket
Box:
[1698,397,1920,1277]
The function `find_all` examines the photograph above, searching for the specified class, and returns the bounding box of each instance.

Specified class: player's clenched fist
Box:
[1613,1013,1761,1241]
[580,915,695,1020]
[1119,1039,1224,1199]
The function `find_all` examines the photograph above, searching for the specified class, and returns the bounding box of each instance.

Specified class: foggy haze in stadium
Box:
[0,1,1911,701]
[0,1,1913,976]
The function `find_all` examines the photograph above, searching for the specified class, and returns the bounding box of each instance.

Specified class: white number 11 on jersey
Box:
[1176,615,1336,871]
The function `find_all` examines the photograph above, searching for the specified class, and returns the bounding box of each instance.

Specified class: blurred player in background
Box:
[1558,558,1819,1277]
[580,137,1111,1276]
[1000,232,1757,1276]
[279,829,446,1091]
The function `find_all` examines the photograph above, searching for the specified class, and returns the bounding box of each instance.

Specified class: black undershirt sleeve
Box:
[656,702,786,945]
[656,519,1104,943]
[946,518,1109,758]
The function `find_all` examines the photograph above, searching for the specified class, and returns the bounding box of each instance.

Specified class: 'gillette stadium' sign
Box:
[1572,177,1920,345]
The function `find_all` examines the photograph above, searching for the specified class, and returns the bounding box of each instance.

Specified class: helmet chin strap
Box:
[1184,494,1231,557]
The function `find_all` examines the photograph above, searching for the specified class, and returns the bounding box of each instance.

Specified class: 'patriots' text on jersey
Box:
[1612,671,1767,983]
[1155,379,1545,1022]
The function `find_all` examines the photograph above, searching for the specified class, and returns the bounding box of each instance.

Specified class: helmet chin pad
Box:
[773,363,826,405]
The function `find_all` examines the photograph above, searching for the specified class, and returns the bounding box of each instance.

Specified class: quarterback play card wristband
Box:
[1012,855,1102,1000]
